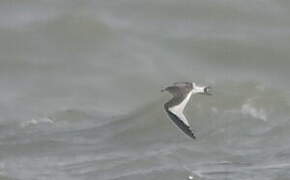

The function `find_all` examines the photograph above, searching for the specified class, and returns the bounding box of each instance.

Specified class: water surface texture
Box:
[1,0,290,179]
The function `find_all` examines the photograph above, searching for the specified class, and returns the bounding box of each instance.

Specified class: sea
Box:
[0,0,290,179]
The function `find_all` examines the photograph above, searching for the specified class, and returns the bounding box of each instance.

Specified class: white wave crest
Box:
[241,103,267,121]
[21,117,54,128]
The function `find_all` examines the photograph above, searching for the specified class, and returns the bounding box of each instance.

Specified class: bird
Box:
[162,82,211,139]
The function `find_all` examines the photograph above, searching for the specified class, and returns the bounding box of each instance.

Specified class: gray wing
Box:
[162,85,190,98]
[161,86,182,97]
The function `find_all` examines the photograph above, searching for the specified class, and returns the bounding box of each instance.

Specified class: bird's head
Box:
[192,82,212,95]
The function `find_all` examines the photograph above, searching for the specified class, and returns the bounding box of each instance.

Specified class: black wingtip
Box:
[189,131,196,140]
[187,127,196,140]
[165,109,197,140]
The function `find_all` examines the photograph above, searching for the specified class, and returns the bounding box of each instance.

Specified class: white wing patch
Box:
[168,90,193,127]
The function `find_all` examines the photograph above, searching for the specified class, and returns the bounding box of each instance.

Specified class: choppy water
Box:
[1,0,290,179]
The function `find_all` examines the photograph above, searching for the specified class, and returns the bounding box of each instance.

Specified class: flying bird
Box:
[162,82,211,139]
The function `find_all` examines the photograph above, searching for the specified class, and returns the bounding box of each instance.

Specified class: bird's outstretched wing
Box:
[164,89,196,139]
[165,108,196,139]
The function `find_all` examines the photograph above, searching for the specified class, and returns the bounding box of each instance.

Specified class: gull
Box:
[162,82,211,139]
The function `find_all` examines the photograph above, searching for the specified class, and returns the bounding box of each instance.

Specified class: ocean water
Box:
[1,0,290,179]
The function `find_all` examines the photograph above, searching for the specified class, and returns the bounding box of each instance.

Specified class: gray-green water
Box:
[1,0,290,179]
